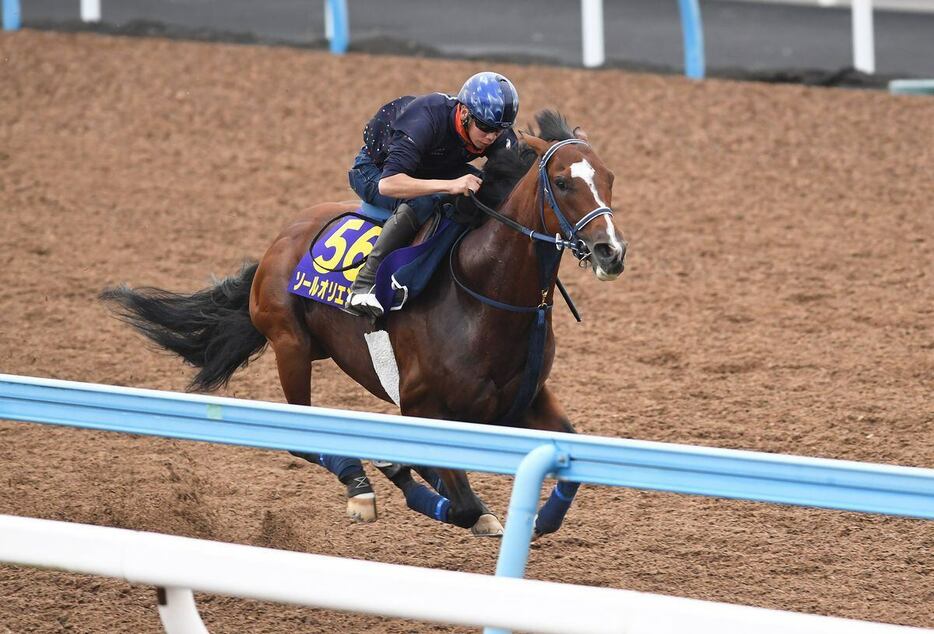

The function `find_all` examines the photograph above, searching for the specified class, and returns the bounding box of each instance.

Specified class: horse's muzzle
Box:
[591,240,627,280]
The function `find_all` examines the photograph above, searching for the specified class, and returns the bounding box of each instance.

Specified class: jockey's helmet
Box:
[456,72,519,130]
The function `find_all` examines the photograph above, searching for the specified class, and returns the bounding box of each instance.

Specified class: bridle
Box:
[466,138,613,264]
[452,137,614,315]
[537,139,613,261]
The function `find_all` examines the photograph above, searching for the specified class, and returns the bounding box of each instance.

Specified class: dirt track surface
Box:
[1,30,932,633]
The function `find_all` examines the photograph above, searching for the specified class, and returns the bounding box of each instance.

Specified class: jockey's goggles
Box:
[472,117,509,135]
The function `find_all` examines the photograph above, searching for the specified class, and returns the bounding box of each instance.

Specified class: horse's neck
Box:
[457,173,558,308]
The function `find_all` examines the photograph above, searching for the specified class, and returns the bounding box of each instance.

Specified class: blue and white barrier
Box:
[582,0,705,76]
[1,373,932,633]
[1,0,349,54]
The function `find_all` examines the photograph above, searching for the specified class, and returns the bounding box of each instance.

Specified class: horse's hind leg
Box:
[522,386,580,537]
[265,325,378,523]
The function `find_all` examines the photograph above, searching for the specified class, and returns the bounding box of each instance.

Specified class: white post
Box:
[157,587,209,634]
[581,0,605,68]
[324,0,334,42]
[81,0,100,22]
[852,0,875,74]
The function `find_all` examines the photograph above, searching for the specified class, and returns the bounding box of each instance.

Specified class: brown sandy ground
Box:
[0,29,932,633]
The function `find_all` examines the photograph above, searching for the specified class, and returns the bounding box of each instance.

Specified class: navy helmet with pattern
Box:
[456,72,519,130]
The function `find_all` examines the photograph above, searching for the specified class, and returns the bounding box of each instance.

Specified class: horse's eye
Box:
[555,178,568,192]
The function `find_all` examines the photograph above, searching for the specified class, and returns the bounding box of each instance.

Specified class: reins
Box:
[464,190,576,253]
[464,139,613,264]
[454,138,614,320]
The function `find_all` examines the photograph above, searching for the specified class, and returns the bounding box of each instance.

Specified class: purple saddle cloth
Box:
[288,206,466,313]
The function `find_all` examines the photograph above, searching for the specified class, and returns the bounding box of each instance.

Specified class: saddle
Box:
[288,203,467,313]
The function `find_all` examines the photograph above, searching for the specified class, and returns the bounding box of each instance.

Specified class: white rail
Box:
[1,515,929,634]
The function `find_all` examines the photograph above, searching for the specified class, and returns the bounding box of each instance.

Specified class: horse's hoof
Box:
[346,492,377,523]
[471,513,504,537]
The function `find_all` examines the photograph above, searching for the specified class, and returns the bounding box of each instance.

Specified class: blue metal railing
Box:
[2,373,932,587]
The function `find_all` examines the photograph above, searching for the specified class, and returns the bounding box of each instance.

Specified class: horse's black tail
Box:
[100,262,267,392]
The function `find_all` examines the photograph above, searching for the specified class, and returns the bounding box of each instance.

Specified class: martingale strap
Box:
[448,232,554,313]
[498,239,563,424]
[447,232,561,424]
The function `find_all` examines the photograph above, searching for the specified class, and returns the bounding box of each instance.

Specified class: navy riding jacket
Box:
[362,93,517,181]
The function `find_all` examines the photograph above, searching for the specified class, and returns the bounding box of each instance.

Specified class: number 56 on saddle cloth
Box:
[288,207,467,314]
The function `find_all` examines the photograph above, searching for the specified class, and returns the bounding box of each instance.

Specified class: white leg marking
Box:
[364,330,401,406]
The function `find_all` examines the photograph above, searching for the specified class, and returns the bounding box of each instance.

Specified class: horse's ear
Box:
[519,131,550,156]
[572,126,589,141]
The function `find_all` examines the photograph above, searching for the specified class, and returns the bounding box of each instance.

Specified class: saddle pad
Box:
[289,214,382,309]
[288,209,468,312]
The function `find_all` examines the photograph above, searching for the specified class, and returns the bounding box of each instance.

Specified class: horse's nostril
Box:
[593,242,624,262]
[593,243,614,260]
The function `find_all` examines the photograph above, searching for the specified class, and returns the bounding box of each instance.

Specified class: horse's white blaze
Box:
[570,159,608,208]
[602,214,624,254]
[570,158,624,260]
[364,330,400,406]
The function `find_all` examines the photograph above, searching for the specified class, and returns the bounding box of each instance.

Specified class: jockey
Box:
[346,71,520,317]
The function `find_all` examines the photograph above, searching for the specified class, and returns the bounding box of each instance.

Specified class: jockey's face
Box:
[467,117,504,150]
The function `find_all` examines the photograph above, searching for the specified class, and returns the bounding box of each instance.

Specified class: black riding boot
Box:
[347,203,420,317]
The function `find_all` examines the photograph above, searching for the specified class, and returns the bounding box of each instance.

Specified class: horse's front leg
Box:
[379,400,503,535]
[522,386,581,537]
[435,468,503,536]
[372,461,502,535]
[411,465,503,536]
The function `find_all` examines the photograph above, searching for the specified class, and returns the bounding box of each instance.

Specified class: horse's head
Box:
[522,130,627,281]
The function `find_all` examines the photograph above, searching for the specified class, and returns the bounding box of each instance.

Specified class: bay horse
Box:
[101,110,626,538]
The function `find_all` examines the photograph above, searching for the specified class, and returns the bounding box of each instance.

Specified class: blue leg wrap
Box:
[318,454,366,483]
[400,480,450,523]
[413,466,448,497]
[289,452,367,485]
[534,481,580,535]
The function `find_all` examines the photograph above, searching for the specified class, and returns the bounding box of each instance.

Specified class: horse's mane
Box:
[476,110,576,211]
